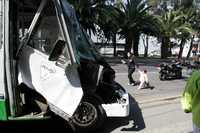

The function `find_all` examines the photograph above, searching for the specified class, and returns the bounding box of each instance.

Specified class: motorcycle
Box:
[159,62,182,80]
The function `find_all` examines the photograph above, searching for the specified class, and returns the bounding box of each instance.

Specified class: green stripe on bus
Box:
[0,100,8,120]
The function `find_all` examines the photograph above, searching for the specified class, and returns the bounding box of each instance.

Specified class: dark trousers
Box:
[128,68,135,84]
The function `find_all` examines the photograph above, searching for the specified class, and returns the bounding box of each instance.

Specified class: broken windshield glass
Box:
[60,0,98,63]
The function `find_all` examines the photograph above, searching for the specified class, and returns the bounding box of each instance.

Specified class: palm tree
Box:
[176,25,193,58]
[68,0,96,34]
[156,9,191,58]
[69,0,125,57]
[68,0,116,35]
[96,5,122,56]
[184,8,200,58]
[117,0,159,56]
[148,0,159,7]
[181,0,194,8]
[69,0,121,45]
[176,7,195,58]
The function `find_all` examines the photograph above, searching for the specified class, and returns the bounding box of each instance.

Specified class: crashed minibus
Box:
[0,0,129,132]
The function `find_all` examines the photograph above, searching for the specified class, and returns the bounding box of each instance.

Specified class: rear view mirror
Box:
[49,40,65,61]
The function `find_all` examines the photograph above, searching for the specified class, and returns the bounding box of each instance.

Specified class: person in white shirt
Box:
[137,68,154,90]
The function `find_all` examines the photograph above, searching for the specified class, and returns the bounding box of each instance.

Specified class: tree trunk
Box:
[161,37,169,59]
[113,34,117,56]
[186,35,194,59]
[178,38,186,59]
[124,32,133,58]
[144,36,149,57]
[168,43,172,57]
[133,32,140,56]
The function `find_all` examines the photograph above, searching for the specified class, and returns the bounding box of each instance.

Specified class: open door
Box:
[18,0,83,119]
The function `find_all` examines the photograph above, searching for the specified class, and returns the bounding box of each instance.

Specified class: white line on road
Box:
[116,69,189,76]
[116,71,158,76]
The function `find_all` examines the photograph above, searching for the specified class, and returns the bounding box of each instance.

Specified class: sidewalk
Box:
[105,56,174,64]
[105,56,176,73]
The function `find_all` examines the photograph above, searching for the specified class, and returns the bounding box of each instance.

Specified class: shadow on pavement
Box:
[121,95,146,131]
[159,76,188,81]
[0,95,146,133]
[0,117,73,133]
[0,88,145,133]
[98,94,146,133]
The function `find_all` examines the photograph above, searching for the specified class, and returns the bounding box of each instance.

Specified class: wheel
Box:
[159,74,165,80]
[72,94,106,133]
[176,71,182,79]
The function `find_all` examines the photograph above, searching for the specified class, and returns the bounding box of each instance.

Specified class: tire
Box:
[159,74,165,81]
[72,94,106,133]
[176,71,182,79]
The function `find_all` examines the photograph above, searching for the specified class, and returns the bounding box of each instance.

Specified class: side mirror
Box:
[48,40,65,61]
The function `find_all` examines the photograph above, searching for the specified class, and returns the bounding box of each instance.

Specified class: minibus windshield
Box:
[60,0,100,63]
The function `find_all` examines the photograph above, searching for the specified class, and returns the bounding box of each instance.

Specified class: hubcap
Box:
[73,102,97,126]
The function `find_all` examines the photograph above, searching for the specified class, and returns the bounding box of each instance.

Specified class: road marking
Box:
[116,71,158,76]
[116,70,188,76]
[138,95,181,104]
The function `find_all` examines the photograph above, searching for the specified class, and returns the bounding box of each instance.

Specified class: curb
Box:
[137,95,181,105]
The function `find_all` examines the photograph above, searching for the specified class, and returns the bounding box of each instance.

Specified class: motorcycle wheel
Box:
[176,71,182,79]
[159,74,166,80]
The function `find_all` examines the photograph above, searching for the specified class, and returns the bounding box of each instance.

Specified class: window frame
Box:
[27,2,63,56]
[18,0,72,63]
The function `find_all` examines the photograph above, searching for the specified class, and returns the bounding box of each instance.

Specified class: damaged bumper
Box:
[102,92,129,117]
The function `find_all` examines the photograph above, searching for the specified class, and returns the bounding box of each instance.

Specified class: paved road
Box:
[98,98,192,133]
[95,65,192,133]
[103,62,192,133]
[115,71,186,103]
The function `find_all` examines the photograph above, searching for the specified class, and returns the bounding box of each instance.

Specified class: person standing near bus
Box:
[127,53,136,86]
[181,71,200,133]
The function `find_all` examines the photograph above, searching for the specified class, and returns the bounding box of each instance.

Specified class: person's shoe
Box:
[131,83,135,86]
[128,83,134,85]
[150,86,154,90]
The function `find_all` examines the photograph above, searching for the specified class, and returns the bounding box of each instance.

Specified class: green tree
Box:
[177,7,195,58]
[69,0,121,43]
[117,0,159,56]
[68,0,118,36]
[157,9,190,58]
[185,8,200,58]
[176,25,193,58]
[69,0,124,57]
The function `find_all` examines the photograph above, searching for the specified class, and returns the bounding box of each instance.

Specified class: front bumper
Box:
[102,93,129,117]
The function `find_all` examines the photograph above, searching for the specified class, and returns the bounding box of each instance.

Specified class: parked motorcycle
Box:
[159,62,182,80]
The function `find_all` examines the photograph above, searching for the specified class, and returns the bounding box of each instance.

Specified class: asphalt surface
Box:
[105,57,192,133]
[109,57,188,102]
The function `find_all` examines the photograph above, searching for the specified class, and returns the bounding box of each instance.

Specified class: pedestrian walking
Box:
[137,68,153,90]
[127,53,136,86]
[181,71,200,133]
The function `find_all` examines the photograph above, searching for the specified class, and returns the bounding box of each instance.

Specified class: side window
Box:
[28,1,62,55]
